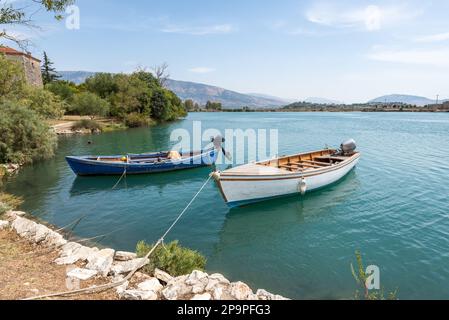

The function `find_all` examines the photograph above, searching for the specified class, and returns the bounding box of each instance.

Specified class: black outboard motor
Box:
[340,139,357,156]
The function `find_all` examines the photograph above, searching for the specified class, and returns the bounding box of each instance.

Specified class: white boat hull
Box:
[215,155,359,207]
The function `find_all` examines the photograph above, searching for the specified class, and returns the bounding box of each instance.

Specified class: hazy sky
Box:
[4,0,449,103]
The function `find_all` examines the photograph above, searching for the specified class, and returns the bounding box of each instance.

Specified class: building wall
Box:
[4,54,43,88]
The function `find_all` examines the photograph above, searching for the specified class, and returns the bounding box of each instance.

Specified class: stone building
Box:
[0,46,43,87]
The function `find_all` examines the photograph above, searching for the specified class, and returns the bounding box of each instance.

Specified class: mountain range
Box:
[58,71,447,108]
[368,94,445,107]
[58,71,289,108]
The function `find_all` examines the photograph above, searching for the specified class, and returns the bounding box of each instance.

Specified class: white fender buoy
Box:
[299,178,307,196]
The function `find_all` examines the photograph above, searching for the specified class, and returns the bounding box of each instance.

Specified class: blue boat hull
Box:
[66,149,218,176]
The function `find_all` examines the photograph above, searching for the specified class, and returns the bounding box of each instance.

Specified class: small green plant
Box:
[71,119,102,132]
[0,193,23,209]
[351,250,398,300]
[136,240,207,277]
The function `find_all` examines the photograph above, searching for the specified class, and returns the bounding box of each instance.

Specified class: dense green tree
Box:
[69,92,110,117]
[45,80,79,102]
[85,73,118,99]
[41,52,61,85]
[150,89,169,121]
[21,87,65,119]
[205,100,222,111]
[0,102,57,164]
[184,99,195,111]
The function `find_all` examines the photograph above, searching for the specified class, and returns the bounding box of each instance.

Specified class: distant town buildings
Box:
[0,46,43,87]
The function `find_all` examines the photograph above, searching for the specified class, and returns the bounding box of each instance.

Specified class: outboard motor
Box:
[340,139,357,155]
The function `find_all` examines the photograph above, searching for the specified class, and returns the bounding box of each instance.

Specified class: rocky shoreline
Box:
[0,209,288,300]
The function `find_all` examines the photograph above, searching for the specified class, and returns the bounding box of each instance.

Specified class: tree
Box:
[151,62,170,87]
[0,0,75,48]
[41,52,61,85]
[85,73,118,99]
[150,89,169,121]
[69,92,110,117]
[45,80,79,101]
[21,86,65,119]
[205,100,222,111]
[184,99,195,111]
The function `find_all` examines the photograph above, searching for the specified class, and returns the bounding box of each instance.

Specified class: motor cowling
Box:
[340,139,357,155]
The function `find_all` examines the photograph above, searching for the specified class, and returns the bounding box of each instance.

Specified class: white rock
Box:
[229,282,254,300]
[12,217,38,238]
[211,285,233,300]
[110,258,149,275]
[137,278,163,293]
[86,248,115,276]
[206,273,231,291]
[55,242,97,265]
[191,293,212,300]
[123,289,158,301]
[45,231,67,247]
[6,211,25,219]
[154,268,173,283]
[186,270,209,294]
[67,268,98,281]
[33,224,52,243]
[256,289,289,300]
[0,220,9,230]
[114,251,137,261]
[162,275,192,300]
[112,275,129,298]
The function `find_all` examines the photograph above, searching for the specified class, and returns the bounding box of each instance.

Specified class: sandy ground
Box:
[0,229,119,300]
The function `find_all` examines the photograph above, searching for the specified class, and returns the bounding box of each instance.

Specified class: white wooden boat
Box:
[212,140,360,207]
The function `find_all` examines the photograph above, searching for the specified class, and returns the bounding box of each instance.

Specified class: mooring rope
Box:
[111,167,127,190]
[23,174,213,300]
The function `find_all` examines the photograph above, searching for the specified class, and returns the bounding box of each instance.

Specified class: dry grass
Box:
[0,229,119,300]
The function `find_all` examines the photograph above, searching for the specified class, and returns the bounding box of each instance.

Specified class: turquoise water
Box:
[4,112,449,299]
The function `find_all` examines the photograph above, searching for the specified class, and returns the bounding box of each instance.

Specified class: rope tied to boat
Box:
[23,174,213,300]
[111,167,127,190]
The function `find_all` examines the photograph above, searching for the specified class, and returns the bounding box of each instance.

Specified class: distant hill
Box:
[58,71,286,109]
[304,97,343,105]
[368,94,441,106]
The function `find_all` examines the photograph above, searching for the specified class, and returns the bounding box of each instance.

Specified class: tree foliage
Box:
[205,100,223,111]
[21,86,65,119]
[68,92,109,117]
[45,80,79,101]
[41,52,61,85]
[0,102,57,164]
[0,0,75,47]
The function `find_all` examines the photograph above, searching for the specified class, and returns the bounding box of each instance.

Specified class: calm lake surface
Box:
[5,112,449,299]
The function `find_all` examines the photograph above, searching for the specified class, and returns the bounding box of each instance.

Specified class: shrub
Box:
[21,87,65,119]
[136,240,207,276]
[0,102,57,164]
[0,193,23,209]
[71,119,102,132]
[124,113,153,128]
[69,92,110,117]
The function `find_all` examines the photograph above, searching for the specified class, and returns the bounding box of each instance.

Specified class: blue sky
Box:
[3,0,449,102]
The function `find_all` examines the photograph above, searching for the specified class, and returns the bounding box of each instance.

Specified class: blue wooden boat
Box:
[66,148,220,176]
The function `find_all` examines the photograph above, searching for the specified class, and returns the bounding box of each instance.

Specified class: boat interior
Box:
[86,150,205,164]
[261,149,356,172]
[221,149,357,176]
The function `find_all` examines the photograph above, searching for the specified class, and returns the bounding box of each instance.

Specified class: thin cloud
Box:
[306,3,420,32]
[367,48,449,68]
[414,32,449,43]
[188,67,216,74]
[161,24,234,35]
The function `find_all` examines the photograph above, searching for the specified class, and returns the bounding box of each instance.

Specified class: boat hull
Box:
[216,156,359,208]
[66,149,218,176]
